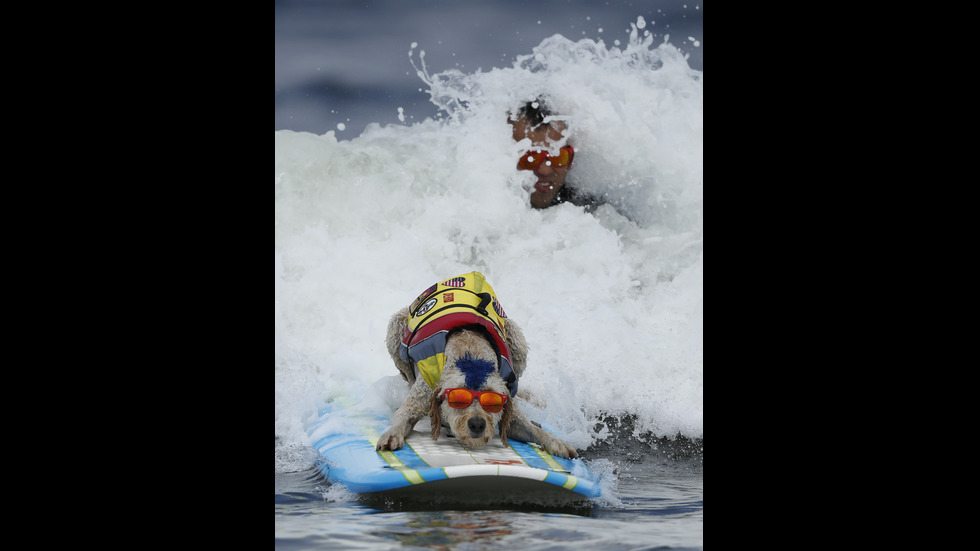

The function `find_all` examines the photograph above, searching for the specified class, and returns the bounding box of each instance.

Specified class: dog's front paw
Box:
[376,427,408,451]
[544,438,579,459]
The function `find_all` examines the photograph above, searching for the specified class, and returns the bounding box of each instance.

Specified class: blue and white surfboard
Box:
[308,402,601,504]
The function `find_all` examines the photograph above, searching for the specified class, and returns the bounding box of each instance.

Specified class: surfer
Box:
[509,99,599,211]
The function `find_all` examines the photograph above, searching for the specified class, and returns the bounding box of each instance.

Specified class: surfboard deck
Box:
[307,401,601,506]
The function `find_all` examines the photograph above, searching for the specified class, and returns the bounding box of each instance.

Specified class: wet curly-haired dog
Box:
[375,272,578,459]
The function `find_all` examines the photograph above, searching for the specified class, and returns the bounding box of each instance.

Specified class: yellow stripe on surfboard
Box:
[529,443,578,489]
[366,434,425,485]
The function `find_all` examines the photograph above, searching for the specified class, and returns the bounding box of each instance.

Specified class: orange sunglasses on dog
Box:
[441,388,508,413]
[517,146,574,170]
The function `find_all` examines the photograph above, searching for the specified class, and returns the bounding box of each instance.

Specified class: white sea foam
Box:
[275,27,702,471]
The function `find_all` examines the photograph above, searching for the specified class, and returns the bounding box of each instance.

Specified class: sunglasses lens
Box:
[480,393,504,413]
[447,389,473,408]
[552,148,571,167]
[518,151,543,170]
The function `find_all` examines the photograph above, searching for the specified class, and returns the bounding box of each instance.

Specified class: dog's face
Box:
[429,329,512,448]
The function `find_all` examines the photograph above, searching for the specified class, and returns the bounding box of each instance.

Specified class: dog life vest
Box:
[399,272,518,396]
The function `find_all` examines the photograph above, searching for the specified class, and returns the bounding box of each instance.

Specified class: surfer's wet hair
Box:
[517,99,551,128]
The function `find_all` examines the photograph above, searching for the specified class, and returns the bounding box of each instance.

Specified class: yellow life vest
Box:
[399,272,518,395]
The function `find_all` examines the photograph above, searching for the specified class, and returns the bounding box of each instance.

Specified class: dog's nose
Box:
[467,417,486,435]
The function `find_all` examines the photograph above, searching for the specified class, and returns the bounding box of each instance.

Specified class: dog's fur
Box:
[376,305,578,459]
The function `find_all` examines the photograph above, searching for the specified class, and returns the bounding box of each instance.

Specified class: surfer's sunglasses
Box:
[517,146,574,171]
[441,388,509,413]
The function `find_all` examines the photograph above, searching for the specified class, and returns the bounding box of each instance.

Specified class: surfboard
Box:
[307,401,601,506]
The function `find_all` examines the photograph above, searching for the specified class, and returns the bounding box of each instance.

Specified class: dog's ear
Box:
[428,390,442,440]
[498,396,514,446]
[504,318,528,379]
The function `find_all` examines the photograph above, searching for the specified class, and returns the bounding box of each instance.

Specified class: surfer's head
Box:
[509,99,574,209]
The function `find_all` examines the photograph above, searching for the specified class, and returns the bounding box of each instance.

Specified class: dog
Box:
[375,272,578,459]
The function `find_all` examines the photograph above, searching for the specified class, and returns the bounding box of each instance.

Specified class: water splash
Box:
[276,18,702,477]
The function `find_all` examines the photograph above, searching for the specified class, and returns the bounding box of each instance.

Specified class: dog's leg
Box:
[501,403,578,459]
[376,377,430,451]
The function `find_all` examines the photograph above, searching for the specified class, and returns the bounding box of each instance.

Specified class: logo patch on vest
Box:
[492,296,507,318]
[442,276,466,288]
[414,297,437,317]
[409,284,438,314]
